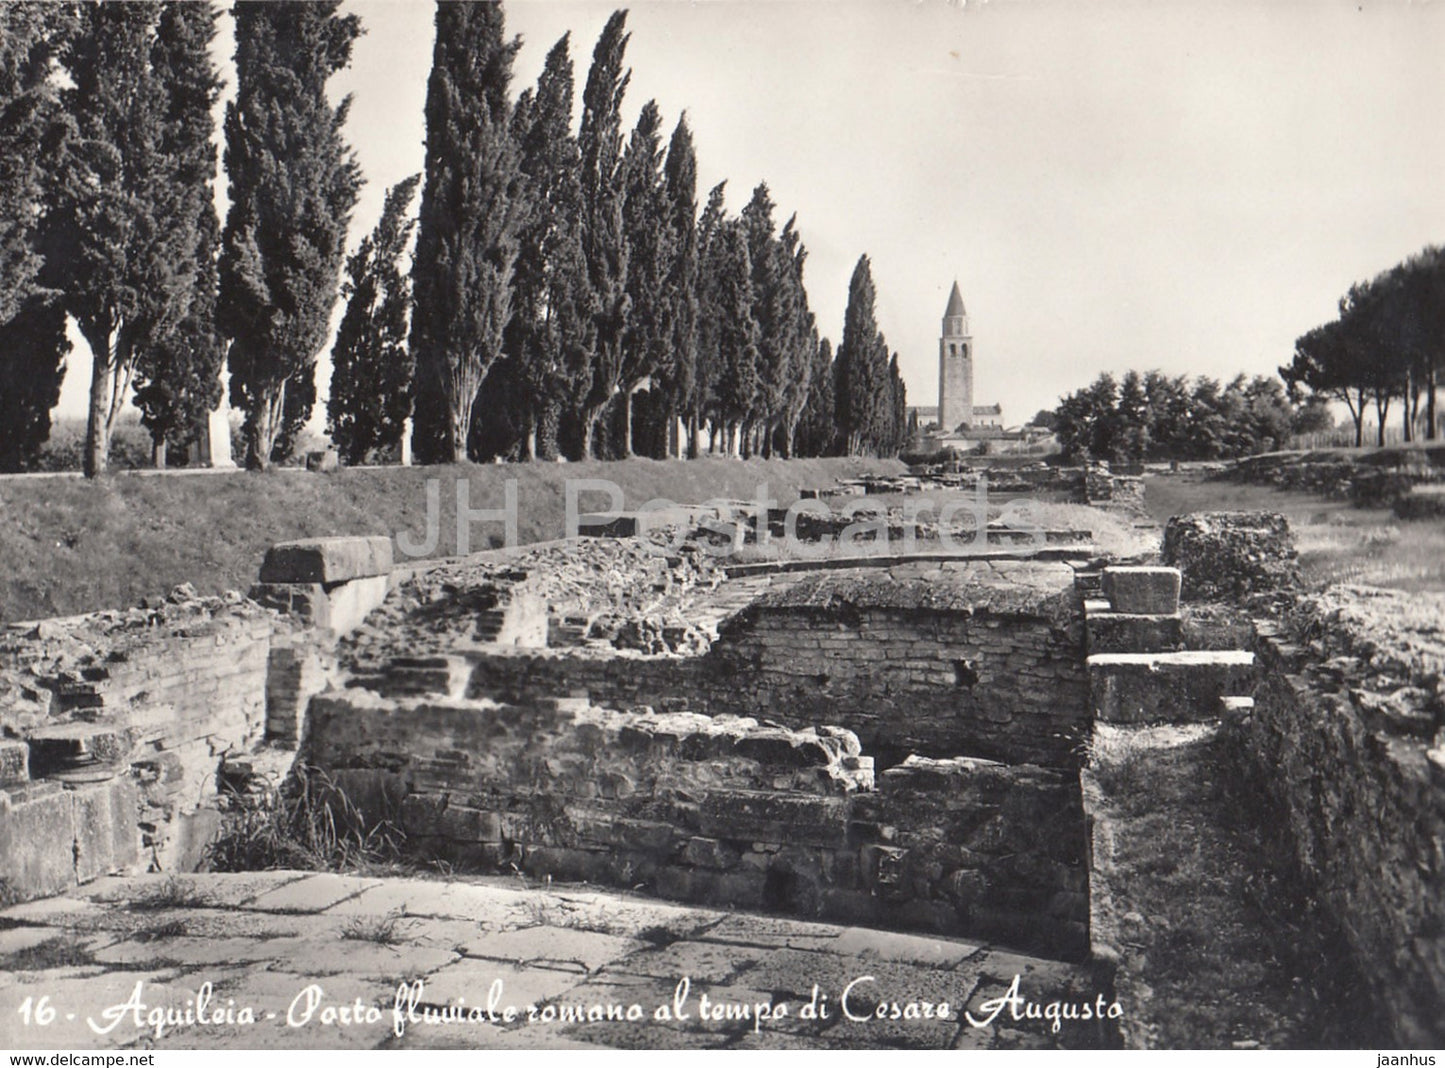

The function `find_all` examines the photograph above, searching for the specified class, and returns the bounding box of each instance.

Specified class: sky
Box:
[54,0,1445,432]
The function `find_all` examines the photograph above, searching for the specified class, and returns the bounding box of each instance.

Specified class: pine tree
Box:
[508,33,590,461]
[576,10,632,458]
[219,1,362,470]
[409,0,525,464]
[52,2,209,477]
[835,255,890,456]
[660,116,699,457]
[132,1,224,467]
[327,174,421,465]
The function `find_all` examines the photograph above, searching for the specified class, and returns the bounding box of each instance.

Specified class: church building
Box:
[912,280,1005,440]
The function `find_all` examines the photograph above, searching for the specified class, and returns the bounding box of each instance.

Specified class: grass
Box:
[339,909,409,945]
[1143,471,1445,592]
[127,875,214,911]
[0,934,98,972]
[205,763,405,875]
[0,455,902,621]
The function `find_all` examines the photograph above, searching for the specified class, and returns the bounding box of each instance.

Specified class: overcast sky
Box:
[56,0,1445,432]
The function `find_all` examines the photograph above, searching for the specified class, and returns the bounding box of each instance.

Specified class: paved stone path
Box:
[0,872,1112,1050]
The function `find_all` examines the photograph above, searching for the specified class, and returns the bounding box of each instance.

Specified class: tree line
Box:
[1280,246,1444,447]
[1045,370,1333,464]
[0,1,910,476]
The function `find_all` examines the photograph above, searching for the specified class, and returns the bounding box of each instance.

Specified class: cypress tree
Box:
[0,4,70,471]
[576,10,632,458]
[776,217,817,458]
[219,1,362,470]
[835,254,890,456]
[52,2,207,477]
[133,1,224,467]
[614,99,673,457]
[0,2,67,325]
[711,221,759,455]
[508,33,590,461]
[409,0,525,464]
[0,298,69,473]
[660,116,699,458]
[327,174,421,465]
[692,181,727,451]
[796,336,836,456]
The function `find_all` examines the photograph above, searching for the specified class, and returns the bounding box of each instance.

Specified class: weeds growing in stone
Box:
[205,763,404,874]
[0,935,97,972]
[339,909,408,945]
[129,875,214,911]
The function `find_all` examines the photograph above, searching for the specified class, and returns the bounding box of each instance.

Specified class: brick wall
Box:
[300,691,1090,959]
[459,564,1089,768]
[0,598,277,897]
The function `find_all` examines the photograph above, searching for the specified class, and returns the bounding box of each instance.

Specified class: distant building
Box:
[910,281,1008,445]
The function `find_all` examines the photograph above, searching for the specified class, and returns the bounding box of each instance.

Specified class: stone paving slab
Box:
[247,872,383,913]
[0,871,1109,1050]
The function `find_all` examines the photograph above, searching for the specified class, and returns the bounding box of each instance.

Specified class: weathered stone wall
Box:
[1162,511,1299,602]
[0,594,277,898]
[1243,586,1445,1047]
[1227,448,1445,509]
[300,691,1090,959]
[458,563,1089,768]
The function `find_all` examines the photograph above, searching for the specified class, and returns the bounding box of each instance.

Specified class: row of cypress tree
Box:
[0,2,911,475]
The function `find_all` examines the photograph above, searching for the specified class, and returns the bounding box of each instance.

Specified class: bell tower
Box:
[938,280,973,433]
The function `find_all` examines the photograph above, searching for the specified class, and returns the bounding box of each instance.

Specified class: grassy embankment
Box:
[0,456,902,622]
[1144,469,1445,593]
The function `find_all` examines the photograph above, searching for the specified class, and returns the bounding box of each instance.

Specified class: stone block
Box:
[681,836,742,870]
[696,791,849,849]
[323,573,390,636]
[1101,566,1181,615]
[250,582,331,629]
[0,739,28,786]
[25,721,132,780]
[1085,609,1184,654]
[71,778,139,884]
[1088,651,1257,724]
[259,535,393,585]
[0,785,74,901]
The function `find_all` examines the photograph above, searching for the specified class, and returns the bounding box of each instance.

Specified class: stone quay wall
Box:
[0,595,278,899]
[461,564,1090,769]
[1242,586,1445,1047]
[300,690,1090,959]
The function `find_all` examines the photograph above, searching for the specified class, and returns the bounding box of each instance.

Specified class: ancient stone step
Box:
[1087,651,1257,724]
[1101,566,1181,616]
[1085,608,1184,655]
